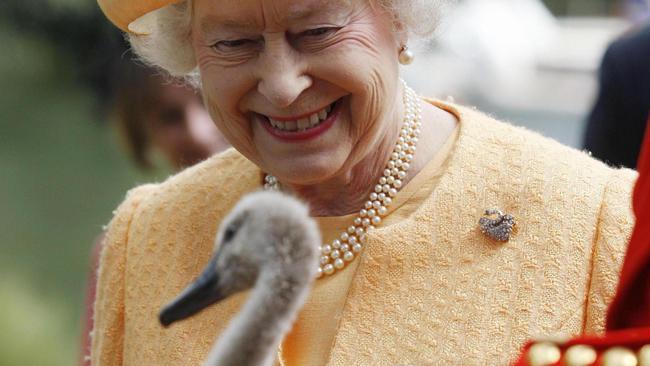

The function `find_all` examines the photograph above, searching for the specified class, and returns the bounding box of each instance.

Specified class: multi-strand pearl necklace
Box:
[264,82,422,278]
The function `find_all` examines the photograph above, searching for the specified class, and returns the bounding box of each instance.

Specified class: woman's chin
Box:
[263,155,347,187]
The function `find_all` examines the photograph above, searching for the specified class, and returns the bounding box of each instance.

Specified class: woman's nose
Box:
[257,40,312,108]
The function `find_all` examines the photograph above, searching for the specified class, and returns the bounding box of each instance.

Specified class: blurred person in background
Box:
[584,21,650,169]
[111,58,230,170]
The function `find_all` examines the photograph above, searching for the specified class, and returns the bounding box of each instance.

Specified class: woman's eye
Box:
[213,39,253,51]
[301,27,337,38]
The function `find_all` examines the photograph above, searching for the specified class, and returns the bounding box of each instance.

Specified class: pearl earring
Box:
[398,45,414,65]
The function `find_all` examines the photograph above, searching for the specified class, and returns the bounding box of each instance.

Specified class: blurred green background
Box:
[0,0,637,365]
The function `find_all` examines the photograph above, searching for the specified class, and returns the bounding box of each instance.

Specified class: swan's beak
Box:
[159,258,224,327]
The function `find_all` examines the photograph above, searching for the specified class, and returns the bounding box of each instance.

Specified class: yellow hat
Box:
[97,0,181,34]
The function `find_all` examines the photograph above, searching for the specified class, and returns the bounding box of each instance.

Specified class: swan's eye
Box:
[223,223,238,243]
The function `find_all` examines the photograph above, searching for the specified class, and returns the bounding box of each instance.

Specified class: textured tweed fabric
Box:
[91,101,636,365]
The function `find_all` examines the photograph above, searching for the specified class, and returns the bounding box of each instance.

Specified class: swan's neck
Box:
[204,270,311,366]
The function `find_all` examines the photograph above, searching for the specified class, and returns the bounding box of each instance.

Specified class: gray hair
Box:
[129,0,452,81]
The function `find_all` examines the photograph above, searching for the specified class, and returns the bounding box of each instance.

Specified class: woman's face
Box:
[145,83,230,169]
[191,0,403,184]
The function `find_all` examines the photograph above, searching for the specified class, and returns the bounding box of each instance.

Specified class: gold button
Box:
[563,344,597,366]
[602,347,638,366]
[638,345,650,366]
[527,342,561,366]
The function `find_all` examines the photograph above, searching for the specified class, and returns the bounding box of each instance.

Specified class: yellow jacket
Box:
[92,101,636,365]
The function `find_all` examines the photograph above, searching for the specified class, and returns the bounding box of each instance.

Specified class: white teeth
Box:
[297,118,310,130]
[309,113,320,126]
[267,101,335,131]
[285,120,297,130]
[270,118,285,129]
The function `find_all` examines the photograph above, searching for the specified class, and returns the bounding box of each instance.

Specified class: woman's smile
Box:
[191,0,407,187]
[258,98,343,142]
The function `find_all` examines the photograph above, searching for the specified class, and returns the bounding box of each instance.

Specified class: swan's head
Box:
[159,190,320,327]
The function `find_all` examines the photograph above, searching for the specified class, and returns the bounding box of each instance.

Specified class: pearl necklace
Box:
[264,82,422,278]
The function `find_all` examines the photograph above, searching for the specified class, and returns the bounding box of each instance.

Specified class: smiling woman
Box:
[92,0,638,365]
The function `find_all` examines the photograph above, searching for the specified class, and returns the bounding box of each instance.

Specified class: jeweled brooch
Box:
[479,209,516,242]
